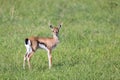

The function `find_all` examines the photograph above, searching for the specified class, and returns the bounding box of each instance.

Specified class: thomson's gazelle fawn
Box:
[23,23,62,69]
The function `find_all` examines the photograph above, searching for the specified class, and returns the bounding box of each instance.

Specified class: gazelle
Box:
[23,23,62,69]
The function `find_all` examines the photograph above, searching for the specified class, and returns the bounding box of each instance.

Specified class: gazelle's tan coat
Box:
[23,24,62,69]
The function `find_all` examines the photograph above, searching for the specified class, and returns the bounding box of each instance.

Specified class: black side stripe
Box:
[40,42,47,47]
[37,40,47,47]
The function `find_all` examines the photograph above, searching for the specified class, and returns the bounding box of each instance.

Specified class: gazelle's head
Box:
[49,23,62,36]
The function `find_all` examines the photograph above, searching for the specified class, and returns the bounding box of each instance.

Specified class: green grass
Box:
[0,0,120,80]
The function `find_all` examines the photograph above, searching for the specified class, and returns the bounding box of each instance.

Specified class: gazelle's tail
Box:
[25,38,31,46]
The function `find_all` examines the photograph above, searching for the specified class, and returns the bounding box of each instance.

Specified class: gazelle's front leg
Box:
[47,49,52,69]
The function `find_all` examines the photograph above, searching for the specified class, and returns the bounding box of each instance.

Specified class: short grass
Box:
[0,0,120,80]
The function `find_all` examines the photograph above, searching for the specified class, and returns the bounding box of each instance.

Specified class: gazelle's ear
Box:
[59,22,63,29]
[48,21,53,29]
[50,25,53,29]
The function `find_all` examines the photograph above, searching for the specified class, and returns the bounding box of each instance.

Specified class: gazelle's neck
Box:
[53,33,59,40]
[52,33,59,44]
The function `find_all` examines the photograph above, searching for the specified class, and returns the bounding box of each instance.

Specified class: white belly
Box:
[39,43,48,51]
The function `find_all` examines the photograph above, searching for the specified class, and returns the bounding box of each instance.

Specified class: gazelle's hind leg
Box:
[23,39,33,69]
[23,51,34,69]
[27,51,34,69]
[23,53,27,69]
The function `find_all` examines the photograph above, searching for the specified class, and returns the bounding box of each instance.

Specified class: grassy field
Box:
[0,0,120,80]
